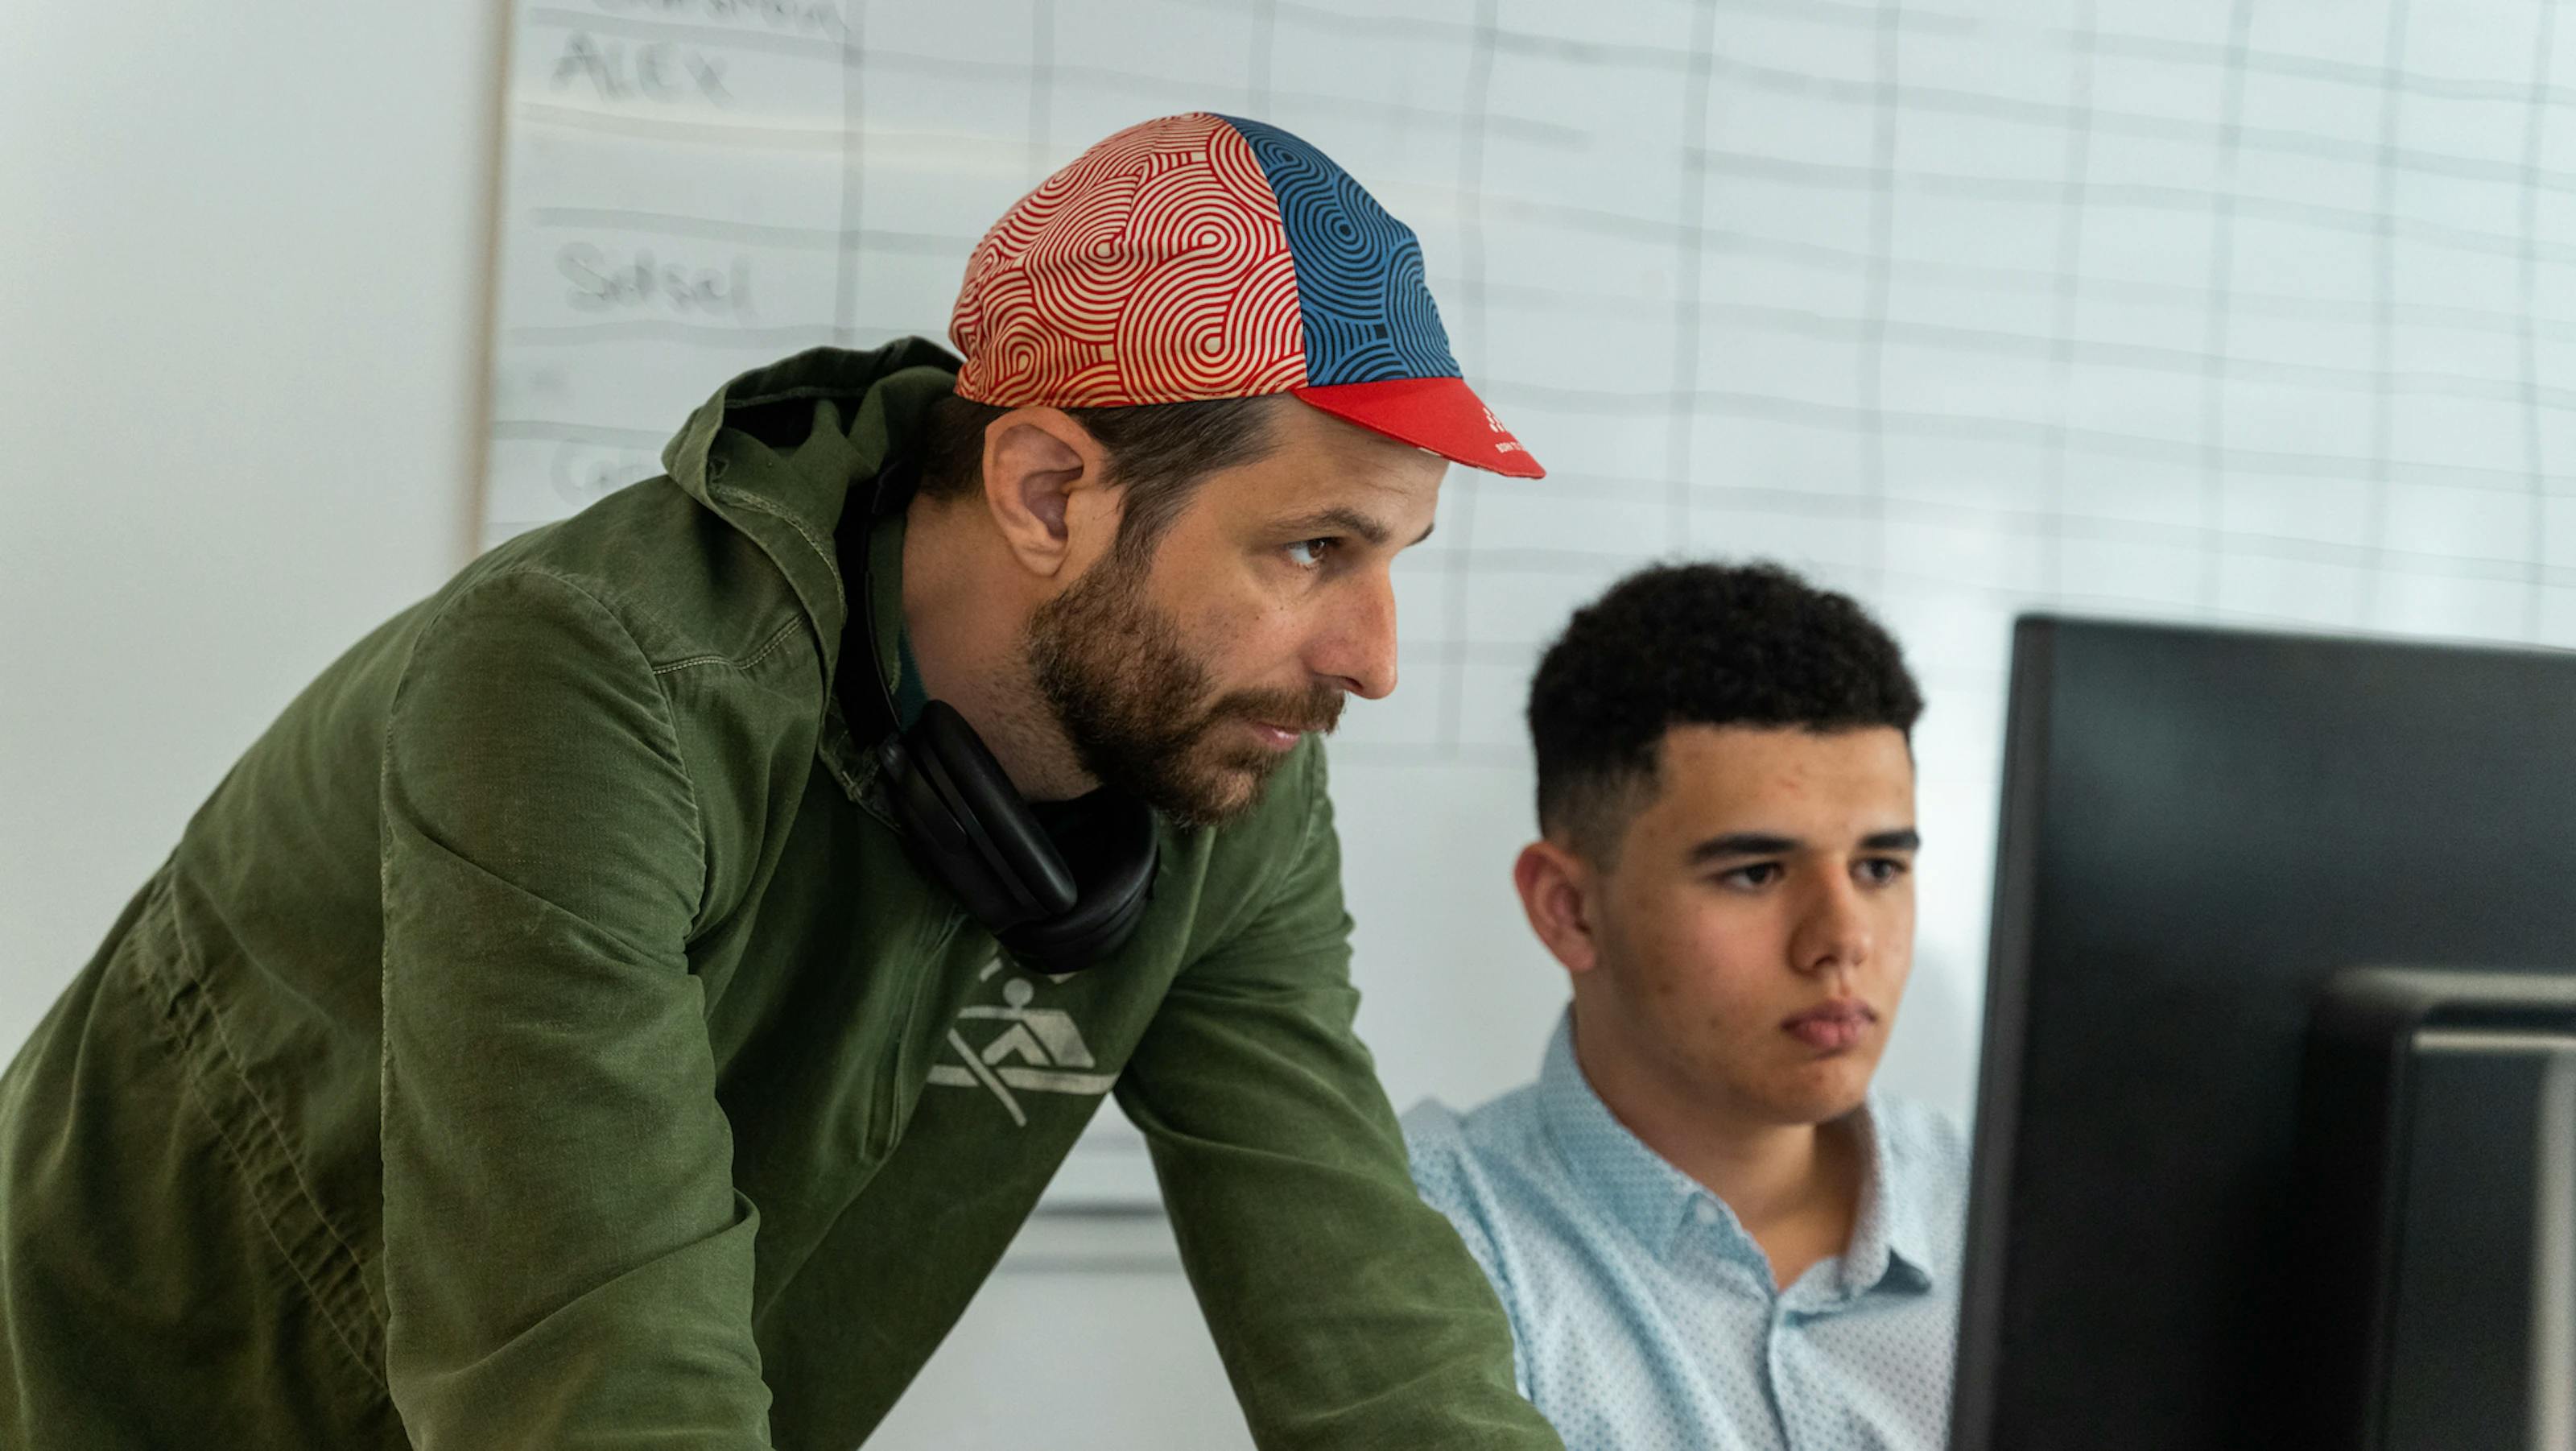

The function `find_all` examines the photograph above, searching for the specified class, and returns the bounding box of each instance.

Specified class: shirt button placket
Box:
[1768,1304,1797,1451]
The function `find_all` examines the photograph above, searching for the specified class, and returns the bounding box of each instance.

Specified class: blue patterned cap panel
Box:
[1216,114,1463,386]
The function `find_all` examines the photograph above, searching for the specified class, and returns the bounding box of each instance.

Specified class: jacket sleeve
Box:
[377,568,773,1447]
[1113,746,1562,1451]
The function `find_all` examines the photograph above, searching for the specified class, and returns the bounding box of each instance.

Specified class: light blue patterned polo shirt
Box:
[1402,1011,1970,1451]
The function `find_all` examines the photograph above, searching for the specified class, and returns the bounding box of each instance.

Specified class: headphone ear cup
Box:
[876,731,1026,931]
[906,702,1079,919]
[998,792,1159,974]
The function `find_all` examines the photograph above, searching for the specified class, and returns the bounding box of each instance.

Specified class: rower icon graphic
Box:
[926,962,1117,1126]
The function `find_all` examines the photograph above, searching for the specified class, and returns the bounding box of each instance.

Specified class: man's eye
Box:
[1856,858,1910,885]
[1720,862,1783,889]
[1285,538,1337,568]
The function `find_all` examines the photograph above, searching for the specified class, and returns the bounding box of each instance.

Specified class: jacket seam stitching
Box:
[1265,742,1328,908]
[650,616,804,677]
[401,567,708,870]
[708,482,844,597]
[124,940,390,1391]
[654,668,716,931]
[1199,742,1331,961]
[173,969,386,1337]
[1292,743,1327,862]
[380,563,713,986]
[720,381,873,410]
[475,567,713,932]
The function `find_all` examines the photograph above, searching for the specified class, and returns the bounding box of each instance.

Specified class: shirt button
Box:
[1692,1200,1720,1226]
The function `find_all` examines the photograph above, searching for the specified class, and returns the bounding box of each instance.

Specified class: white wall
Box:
[869,1216,1253,1451]
[0,2,497,1041]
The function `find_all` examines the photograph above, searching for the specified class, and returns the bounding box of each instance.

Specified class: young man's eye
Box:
[1856,857,1911,886]
[1284,538,1338,569]
[1719,862,1783,889]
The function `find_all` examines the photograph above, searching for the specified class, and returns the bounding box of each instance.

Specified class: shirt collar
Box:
[1534,1009,1940,1300]
[1842,1096,1939,1297]
[1535,1011,1741,1259]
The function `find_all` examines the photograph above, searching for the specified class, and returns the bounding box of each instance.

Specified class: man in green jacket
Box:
[0,113,1557,1449]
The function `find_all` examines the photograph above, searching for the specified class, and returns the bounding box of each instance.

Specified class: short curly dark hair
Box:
[1528,561,1922,864]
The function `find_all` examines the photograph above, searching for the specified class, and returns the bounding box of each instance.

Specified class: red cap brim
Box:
[1291,376,1546,479]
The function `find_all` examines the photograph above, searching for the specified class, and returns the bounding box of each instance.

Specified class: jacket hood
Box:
[658,337,963,678]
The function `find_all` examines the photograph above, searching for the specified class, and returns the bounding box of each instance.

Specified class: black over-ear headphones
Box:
[837,453,1159,974]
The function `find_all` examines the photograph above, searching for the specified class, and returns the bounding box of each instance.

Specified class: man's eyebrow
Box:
[1686,832,1801,863]
[1274,506,1432,548]
[1863,828,1922,852]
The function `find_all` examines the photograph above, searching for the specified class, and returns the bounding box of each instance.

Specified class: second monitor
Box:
[1954,617,2576,1451]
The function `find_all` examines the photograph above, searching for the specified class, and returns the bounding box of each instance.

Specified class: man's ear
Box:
[978,407,1117,579]
[1514,837,1603,978]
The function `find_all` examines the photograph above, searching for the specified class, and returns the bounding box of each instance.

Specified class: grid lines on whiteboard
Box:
[486,0,2576,764]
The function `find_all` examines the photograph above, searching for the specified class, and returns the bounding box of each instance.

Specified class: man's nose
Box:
[1313,570,1400,701]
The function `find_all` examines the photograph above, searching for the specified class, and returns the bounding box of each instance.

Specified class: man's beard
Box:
[1026,548,1344,829]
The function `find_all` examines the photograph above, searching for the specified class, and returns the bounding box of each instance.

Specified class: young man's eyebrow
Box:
[1273,507,1434,548]
[1686,832,1802,863]
[1685,827,1921,863]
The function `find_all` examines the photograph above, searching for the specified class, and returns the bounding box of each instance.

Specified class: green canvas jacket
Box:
[0,340,1558,1450]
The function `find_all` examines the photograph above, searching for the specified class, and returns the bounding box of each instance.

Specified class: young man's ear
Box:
[978,407,1117,579]
[1514,837,1602,978]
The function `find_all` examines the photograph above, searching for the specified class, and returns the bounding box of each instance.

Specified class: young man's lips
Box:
[1782,1002,1876,1052]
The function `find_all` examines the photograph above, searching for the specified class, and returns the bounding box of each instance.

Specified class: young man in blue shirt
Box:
[1404,562,1970,1451]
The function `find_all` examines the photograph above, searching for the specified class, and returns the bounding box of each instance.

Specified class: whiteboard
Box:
[484,0,2576,1207]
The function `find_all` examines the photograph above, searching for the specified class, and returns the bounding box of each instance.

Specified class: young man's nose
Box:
[1790,872,1874,976]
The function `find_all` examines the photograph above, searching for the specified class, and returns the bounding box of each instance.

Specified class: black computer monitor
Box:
[1955,617,2576,1451]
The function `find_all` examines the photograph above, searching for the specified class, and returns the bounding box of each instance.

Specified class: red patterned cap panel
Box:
[950,113,1310,407]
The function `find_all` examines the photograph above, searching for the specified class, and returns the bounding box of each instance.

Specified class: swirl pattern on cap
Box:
[1216,114,1460,387]
[949,114,1307,407]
